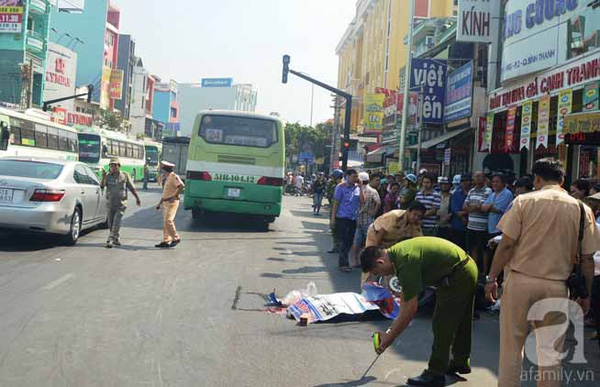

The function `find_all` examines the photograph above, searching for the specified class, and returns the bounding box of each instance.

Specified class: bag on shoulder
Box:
[566,201,588,299]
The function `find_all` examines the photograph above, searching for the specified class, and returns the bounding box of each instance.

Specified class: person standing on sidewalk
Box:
[463,171,491,275]
[450,174,471,250]
[437,176,453,241]
[155,161,185,248]
[415,173,441,237]
[399,174,418,210]
[481,173,513,276]
[350,172,381,268]
[327,169,344,253]
[361,237,478,387]
[100,157,141,248]
[486,158,600,387]
[330,169,364,272]
[312,172,327,216]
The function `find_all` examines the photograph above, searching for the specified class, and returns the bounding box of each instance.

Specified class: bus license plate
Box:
[0,189,13,204]
[227,188,241,198]
[213,174,256,183]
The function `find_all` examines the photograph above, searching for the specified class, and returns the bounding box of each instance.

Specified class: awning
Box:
[366,147,386,156]
[408,128,472,150]
[365,146,386,164]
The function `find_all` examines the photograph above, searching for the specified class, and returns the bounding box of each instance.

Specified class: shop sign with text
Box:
[445,61,473,122]
[457,0,501,43]
[0,1,23,34]
[489,53,600,112]
[411,59,447,124]
[364,93,385,133]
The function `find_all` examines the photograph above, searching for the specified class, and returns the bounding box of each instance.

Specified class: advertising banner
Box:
[583,81,599,112]
[109,69,124,100]
[505,106,517,151]
[364,93,385,133]
[445,61,473,123]
[478,116,488,152]
[100,67,111,109]
[489,54,600,112]
[410,59,448,124]
[0,0,23,34]
[52,107,67,125]
[565,112,600,134]
[44,43,78,112]
[556,89,573,145]
[501,0,582,82]
[484,112,494,152]
[457,0,501,43]
[536,95,551,149]
[520,100,533,150]
[201,78,233,88]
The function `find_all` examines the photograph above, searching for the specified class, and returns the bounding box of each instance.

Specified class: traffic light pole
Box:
[282,55,353,171]
[42,84,94,112]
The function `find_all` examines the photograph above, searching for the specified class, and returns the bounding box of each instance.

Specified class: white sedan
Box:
[0,157,108,244]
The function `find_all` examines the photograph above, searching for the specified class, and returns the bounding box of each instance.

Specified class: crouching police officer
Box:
[360,237,478,387]
[100,157,141,248]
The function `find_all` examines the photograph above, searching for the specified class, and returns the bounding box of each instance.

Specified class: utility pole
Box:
[399,0,416,172]
[416,82,425,174]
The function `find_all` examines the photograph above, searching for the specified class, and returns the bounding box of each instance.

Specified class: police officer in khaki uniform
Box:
[100,157,141,248]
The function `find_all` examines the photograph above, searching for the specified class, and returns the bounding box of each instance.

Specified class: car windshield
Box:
[0,160,63,180]
[145,146,159,165]
[199,115,277,148]
[78,133,101,163]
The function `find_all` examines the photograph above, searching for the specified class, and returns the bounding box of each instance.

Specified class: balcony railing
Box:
[29,0,48,14]
[26,30,45,52]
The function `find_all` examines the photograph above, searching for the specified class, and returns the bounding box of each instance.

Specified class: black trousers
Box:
[451,229,467,251]
[336,217,356,268]
[593,275,600,350]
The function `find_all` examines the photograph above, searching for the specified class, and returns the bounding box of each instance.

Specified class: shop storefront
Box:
[484,1,600,181]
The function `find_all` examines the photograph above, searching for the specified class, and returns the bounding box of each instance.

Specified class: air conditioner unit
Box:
[425,35,435,47]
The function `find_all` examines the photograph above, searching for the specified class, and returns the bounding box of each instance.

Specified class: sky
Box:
[118,0,356,126]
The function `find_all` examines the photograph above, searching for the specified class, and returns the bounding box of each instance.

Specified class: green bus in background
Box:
[143,140,162,182]
[184,111,285,225]
[77,127,146,181]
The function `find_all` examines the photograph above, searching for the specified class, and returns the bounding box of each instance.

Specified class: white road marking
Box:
[41,273,75,291]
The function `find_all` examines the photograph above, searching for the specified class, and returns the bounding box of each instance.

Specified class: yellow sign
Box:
[364,94,384,132]
[100,67,112,109]
[388,162,400,174]
[565,113,600,134]
[109,69,124,100]
[484,112,494,152]
[536,95,550,149]
[520,100,533,151]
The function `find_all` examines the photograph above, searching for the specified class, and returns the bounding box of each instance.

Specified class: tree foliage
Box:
[285,122,333,160]
[95,109,124,131]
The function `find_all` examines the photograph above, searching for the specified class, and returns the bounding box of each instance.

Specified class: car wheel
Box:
[63,207,82,245]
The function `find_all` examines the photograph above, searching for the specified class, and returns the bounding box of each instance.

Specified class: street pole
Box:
[416,82,424,174]
[399,0,416,172]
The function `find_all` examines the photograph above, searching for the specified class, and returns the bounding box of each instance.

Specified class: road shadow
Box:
[0,228,97,252]
[313,376,377,387]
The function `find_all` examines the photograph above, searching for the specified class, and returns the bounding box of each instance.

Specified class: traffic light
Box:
[282,55,290,84]
[343,140,351,150]
[87,84,94,103]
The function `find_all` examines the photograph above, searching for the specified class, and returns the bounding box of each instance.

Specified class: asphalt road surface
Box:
[0,189,598,386]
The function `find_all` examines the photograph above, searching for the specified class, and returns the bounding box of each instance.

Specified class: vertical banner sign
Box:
[583,82,599,112]
[444,61,473,122]
[0,1,24,34]
[457,0,501,43]
[109,69,124,100]
[410,59,448,124]
[484,112,494,152]
[478,117,488,152]
[537,96,551,149]
[505,106,517,151]
[520,100,533,150]
[556,89,573,145]
[364,93,385,133]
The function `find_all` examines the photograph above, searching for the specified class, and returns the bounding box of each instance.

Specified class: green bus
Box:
[184,111,285,224]
[77,127,146,181]
[143,140,162,182]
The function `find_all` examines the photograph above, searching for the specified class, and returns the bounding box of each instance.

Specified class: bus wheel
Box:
[132,170,137,181]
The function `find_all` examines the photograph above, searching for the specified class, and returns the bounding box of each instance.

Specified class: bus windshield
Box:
[78,133,101,163]
[145,146,159,166]
[199,115,277,148]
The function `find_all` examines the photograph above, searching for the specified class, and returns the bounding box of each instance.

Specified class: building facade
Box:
[50,0,121,110]
[483,0,600,183]
[153,80,180,137]
[114,34,135,119]
[0,0,54,108]
[336,0,457,133]
[178,79,258,136]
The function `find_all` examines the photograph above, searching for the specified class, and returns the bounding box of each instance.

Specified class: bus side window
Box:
[67,132,78,153]
[0,122,9,150]
[9,118,22,145]
[47,127,59,149]
[102,144,109,158]
[58,130,69,151]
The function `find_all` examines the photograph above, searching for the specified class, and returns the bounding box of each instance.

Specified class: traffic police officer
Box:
[100,157,141,248]
[360,237,478,387]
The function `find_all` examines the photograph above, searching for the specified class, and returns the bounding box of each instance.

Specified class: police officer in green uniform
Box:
[100,157,141,248]
[360,237,478,387]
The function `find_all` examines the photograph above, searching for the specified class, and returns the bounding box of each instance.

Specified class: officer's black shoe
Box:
[407,370,445,387]
[446,363,471,375]
[155,241,170,248]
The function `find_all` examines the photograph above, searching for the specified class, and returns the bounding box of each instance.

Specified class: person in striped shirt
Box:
[415,174,441,236]
[463,171,492,276]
